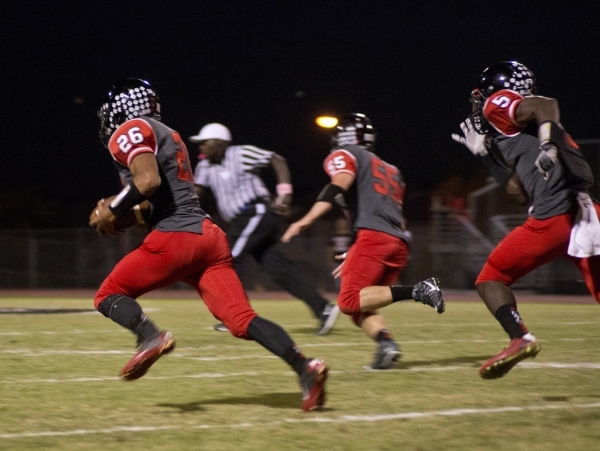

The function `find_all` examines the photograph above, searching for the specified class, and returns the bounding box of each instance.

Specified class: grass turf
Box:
[1,295,599,450]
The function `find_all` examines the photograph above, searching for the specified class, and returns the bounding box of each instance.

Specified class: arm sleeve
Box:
[239,145,274,172]
[108,118,157,167]
[324,149,357,178]
[483,90,526,137]
[478,151,513,187]
[193,160,210,186]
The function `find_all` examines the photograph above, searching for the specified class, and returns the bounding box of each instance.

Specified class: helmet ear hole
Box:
[113,112,127,127]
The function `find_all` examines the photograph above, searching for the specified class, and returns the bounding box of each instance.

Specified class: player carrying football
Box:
[89,79,328,411]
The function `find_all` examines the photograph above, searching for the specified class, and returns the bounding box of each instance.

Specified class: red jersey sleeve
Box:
[324,149,357,178]
[482,90,526,137]
[108,118,157,167]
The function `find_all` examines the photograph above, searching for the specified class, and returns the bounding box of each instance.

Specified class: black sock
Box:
[495,304,528,339]
[97,295,159,342]
[247,316,307,376]
[375,329,393,342]
[390,286,414,302]
[282,345,308,376]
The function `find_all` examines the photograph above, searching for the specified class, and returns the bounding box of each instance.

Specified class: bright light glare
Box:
[316,116,338,128]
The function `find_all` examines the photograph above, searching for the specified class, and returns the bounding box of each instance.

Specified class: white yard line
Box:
[2,401,600,439]
[0,329,117,336]
[2,361,600,385]
[1,335,597,357]
[2,318,599,337]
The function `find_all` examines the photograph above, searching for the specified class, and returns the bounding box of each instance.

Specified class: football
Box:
[112,208,140,231]
[90,196,149,235]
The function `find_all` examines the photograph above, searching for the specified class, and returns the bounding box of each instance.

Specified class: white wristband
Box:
[538,122,552,143]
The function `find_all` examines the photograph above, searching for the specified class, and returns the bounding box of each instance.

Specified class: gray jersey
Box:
[324,145,410,242]
[483,89,593,219]
[109,116,207,233]
[494,133,591,218]
[193,145,273,221]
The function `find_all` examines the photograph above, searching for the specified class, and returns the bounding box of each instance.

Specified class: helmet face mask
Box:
[468,89,489,134]
[332,113,376,151]
[98,78,161,146]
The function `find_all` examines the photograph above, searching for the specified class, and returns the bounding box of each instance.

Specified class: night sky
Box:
[2,2,599,226]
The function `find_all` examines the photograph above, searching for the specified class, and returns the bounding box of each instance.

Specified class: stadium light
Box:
[316,116,338,128]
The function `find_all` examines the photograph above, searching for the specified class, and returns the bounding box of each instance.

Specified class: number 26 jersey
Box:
[107,116,207,233]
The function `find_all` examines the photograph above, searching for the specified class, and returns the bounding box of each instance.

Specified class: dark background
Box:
[1,2,599,227]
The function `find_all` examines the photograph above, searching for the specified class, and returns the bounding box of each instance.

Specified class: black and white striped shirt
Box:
[193,145,274,221]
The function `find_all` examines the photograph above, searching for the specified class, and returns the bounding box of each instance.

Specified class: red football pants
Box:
[338,229,409,323]
[476,206,600,303]
[94,220,257,338]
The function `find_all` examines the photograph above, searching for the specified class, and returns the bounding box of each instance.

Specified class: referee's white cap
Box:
[189,123,232,143]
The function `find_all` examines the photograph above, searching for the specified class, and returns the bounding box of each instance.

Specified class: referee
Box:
[189,123,339,335]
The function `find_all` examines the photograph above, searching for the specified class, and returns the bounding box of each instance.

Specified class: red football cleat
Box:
[120,331,176,381]
[300,359,329,412]
[479,334,541,380]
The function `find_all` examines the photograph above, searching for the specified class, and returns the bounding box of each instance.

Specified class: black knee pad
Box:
[97,294,143,327]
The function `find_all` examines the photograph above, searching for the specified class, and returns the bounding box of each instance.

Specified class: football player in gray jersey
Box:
[283,113,445,369]
[452,61,600,379]
[90,79,329,412]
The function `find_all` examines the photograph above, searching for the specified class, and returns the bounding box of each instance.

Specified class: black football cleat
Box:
[412,277,445,313]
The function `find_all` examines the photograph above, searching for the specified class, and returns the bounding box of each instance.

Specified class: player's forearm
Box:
[270,153,292,184]
[478,153,513,187]
[129,153,162,197]
[300,201,333,227]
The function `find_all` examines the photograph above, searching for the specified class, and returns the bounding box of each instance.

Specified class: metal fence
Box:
[0,188,593,294]
[0,228,145,289]
[0,222,347,291]
[428,178,588,294]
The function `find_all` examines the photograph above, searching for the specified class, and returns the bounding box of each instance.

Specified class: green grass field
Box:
[1,294,600,451]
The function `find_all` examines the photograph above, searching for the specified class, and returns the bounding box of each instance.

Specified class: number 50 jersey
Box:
[324,144,410,243]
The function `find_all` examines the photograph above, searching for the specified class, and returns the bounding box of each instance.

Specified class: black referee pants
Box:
[227,204,329,318]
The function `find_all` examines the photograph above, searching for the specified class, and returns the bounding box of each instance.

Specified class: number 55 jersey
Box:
[324,144,411,243]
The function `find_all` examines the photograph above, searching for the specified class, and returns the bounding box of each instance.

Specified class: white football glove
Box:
[451,117,488,156]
